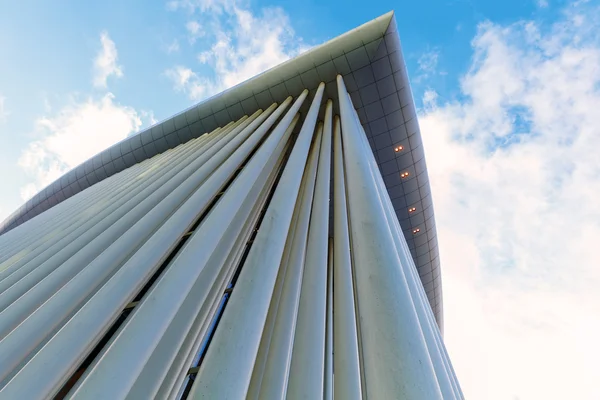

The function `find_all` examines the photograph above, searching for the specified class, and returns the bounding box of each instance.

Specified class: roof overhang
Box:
[0,11,444,329]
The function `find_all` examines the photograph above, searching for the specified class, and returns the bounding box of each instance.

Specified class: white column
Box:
[0,127,217,272]
[247,122,322,400]
[332,115,363,400]
[68,99,303,399]
[0,125,227,310]
[188,84,324,399]
[0,101,285,396]
[0,124,225,266]
[155,115,302,400]
[286,99,333,400]
[356,105,459,400]
[0,113,254,343]
[126,114,302,400]
[336,74,443,399]
[324,237,334,400]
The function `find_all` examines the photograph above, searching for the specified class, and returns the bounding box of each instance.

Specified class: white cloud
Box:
[537,0,549,7]
[93,31,124,88]
[15,28,157,204]
[166,1,307,101]
[419,3,600,399]
[18,93,144,201]
[0,95,8,122]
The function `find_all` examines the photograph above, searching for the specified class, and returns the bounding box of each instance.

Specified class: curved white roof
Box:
[0,11,444,327]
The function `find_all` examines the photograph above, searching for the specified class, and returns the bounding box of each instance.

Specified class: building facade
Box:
[0,11,462,399]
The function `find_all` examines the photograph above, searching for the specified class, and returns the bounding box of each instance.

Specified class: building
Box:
[0,11,462,399]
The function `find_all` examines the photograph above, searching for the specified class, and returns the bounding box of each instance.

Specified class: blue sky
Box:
[1,0,599,398]
[0,0,573,215]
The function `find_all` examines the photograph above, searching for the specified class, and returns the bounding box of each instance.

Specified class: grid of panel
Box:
[0,13,443,326]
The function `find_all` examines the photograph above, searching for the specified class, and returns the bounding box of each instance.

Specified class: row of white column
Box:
[336,75,463,400]
[0,77,461,399]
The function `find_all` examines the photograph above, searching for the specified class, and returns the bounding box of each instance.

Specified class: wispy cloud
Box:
[93,31,124,88]
[165,0,308,101]
[420,3,600,398]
